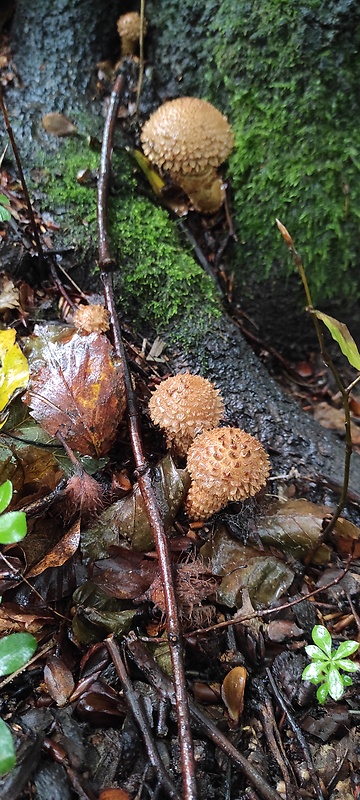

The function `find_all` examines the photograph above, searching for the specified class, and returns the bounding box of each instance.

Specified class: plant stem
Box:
[276,219,353,540]
[0,86,44,269]
[97,72,198,800]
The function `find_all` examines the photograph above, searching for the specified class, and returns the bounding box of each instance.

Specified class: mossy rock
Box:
[37,135,220,347]
[146,0,360,307]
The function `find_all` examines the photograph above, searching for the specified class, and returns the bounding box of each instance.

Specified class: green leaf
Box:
[312,310,360,371]
[0,632,37,676]
[0,511,27,543]
[0,719,16,775]
[334,658,359,673]
[316,682,330,705]
[304,644,329,661]
[302,662,328,683]
[311,625,332,657]
[0,480,12,514]
[342,674,353,687]
[327,667,345,701]
[0,196,11,224]
[335,640,359,659]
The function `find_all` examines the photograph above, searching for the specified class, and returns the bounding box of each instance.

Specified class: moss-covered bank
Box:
[39,137,220,345]
[146,0,360,305]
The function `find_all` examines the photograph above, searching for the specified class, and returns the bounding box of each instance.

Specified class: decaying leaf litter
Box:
[0,10,359,800]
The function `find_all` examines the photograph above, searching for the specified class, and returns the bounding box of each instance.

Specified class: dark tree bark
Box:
[3,0,360,510]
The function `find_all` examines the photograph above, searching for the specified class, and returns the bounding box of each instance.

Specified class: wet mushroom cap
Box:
[73,304,110,334]
[148,372,225,458]
[140,97,234,176]
[116,12,145,42]
[185,427,270,520]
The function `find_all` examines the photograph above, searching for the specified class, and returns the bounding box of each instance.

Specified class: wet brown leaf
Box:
[0,603,53,634]
[256,498,332,564]
[313,401,360,444]
[26,521,80,578]
[0,276,20,311]
[92,549,158,599]
[42,112,78,136]
[81,455,190,557]
[23,332,126,457]
[332,516,360,558]
[44,655,75,707]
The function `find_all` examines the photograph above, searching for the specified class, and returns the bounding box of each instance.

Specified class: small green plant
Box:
[302,625,359,704]
[0,479,27,544]
[0,194,11,223]
[0,480,38,775]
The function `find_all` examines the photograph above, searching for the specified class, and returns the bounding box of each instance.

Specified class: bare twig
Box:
[136,0,146,113]
[266,668,324,800]
[106,635,181,800]
[97,73,198,800]
[0,85,44,268]
[126,635,283,800]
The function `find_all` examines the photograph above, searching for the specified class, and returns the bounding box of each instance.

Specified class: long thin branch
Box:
[97,73,198,800]
[106,636,181,800]
[0,85,44,268]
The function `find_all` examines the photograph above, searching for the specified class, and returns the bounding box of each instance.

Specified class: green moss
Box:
[36,138,220,343]
[206,0,360,302]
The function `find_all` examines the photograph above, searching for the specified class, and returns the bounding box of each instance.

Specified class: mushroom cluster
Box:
[148,372,224,458]
[117,12,147,57]
[185,427,270,521]
[141,97,234,213]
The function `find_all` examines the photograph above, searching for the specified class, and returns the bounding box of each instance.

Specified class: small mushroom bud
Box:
[140,97,234,213]
[148,372,224,458]
[73,304,110,334]
[117,12,147,57]
[185,427,270,521]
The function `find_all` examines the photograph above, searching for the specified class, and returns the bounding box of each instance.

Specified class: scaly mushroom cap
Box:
[117,12,147,55]
[185,427,270,521]
[140,97,234,176]
[148,372,224,458]
[73,304,110,334]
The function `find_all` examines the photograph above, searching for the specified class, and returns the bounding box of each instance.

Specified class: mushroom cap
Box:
[185,427,270,520]
[117,12,146,40]
[140,97,234,176]
[148,372,224,458]
[73,304,110,334]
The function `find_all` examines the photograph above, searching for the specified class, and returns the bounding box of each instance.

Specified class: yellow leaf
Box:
[0,329,29,422]
[312,310,360,371]
[133,148,166,196]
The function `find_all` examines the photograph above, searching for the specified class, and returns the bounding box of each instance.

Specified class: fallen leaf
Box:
[26,520,80,578]
[23,332,126,457]
[0,277,20,311]
[313,401,360,444]
[42,113,78,137]
[0,329,29,423]
[44,655,75,707]
[256,498,332,564]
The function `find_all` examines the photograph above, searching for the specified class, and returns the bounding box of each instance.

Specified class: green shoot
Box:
[0,482,37,774]
[302,625,359,704]
[0,480,27,544]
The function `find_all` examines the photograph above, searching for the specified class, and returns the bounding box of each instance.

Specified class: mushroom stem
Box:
[175,166,226,214]
[120,36,137,57]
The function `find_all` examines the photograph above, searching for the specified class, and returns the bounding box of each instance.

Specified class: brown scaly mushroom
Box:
[73,304,110,334]
[117,12,147,57]
[185,427,270,521]
[140,97,234,213]
[148,372,225,458]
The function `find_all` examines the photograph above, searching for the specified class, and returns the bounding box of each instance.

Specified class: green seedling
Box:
[0,479,27,544]
[0,480,37,775]
[302,625,359,704]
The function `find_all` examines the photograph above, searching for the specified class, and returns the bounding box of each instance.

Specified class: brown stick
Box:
[106,635,181,800]
[97,73,198,800]
[0,85,44,268]
[126,635,283,800]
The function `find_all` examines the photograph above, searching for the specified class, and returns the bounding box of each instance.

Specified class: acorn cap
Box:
[140,97,234,176]
[185,427,270,521]
[148,372,224,458]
